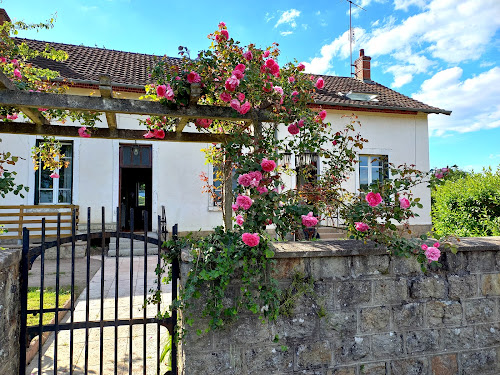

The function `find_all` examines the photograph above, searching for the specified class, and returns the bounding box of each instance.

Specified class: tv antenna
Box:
[344,0,366,77]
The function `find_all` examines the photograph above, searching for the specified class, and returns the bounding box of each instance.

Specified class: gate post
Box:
[18,227,29,374]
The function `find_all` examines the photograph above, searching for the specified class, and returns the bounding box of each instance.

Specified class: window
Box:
[35,141,73,204]
[359,155,388,190]
[295,153,319,188]
[210,164,237,209]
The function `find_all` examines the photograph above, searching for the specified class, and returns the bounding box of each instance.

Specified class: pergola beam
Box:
[0,121,228,143]
[0,89,256,122]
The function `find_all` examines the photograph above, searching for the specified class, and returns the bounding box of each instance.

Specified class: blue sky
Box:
[5,0,500,172]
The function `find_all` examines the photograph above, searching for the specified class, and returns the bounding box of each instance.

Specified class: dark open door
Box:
[119,144,152,231]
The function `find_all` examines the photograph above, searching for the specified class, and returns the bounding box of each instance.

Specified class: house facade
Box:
[0,32,450,237]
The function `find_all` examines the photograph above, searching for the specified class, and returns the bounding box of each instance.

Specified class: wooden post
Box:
[223,158,233,231]
[18,205,24,240]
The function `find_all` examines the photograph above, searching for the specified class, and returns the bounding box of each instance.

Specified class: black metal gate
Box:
[19,207,179,375]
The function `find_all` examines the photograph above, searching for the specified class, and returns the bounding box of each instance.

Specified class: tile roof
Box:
[16,38,450,115]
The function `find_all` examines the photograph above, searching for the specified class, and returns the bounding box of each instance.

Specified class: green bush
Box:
[432,167,500,237]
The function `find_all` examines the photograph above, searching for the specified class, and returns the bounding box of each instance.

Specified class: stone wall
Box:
[0,248,21,375]
[179,237,500,375]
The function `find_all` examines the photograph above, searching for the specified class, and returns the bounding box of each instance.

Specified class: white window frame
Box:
[358,154,389,189]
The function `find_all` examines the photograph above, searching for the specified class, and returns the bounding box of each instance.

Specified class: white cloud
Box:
[385,47,435,87]
[280,31,293,36]
[265,12,275,23]
[413,67,500,136]
[303,28,364,74]
[393,0,426,11]
[275,9,301,29]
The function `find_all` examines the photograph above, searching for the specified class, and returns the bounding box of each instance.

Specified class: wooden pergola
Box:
[0,72,269,228]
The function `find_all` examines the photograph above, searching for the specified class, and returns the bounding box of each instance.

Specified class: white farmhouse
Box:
[0,10,450,239]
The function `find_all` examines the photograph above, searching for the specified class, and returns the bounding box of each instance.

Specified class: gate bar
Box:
[114,208,120,375]
[143,211,148,375]
[100,207,105,375]
[85,208,91,375]
[156,214,161,375]
[38,218,46,375]
[54,213,61,374]
[171,223,179,374]
[19,227,29,375]
[129,208,134,375]
[70,209,76,375]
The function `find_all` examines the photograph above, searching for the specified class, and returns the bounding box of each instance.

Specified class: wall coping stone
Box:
[270,237,500,259]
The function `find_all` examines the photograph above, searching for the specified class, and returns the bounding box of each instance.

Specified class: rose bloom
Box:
[239,101,251,115]
[143,131,155,139]
[288,76,295,83]
[257,186,268,194]
[242,233,260,247]
[243,50,253,61]
[297,63,305,71]
[195,119,213,128]
[235,215,244,226]
[230,99,241,112]
[13,68,22,79]
[156,84,167,97]
[225,75,240,91]
[297,118,305,128]
[220,92,232,102]
[301,212,318,227]
[6,113,18,120]
[50,172,60,179]
[291,91,299,102]
[399,197,411,209]
[236,195,253,210]
[238,173,253,187]
[274,86,284,96]
[153,129,165,139]
[232,204,239,211]
[319,110,327,120]
[165,84,175,100]
[355,222,370,232]
[234,63,246,72]
[425,246,441,262]
[187,71,201,83]
[232,69,244,79]
[263,50,270,58]
[365,192,382,207]
[248,171,262,182]
[0,166,3,177]
[288,123,300,135]
[315,77,324,89]
[261,158,276,172]
[237,93,245,101]
[219,22,226,28]
[78,126,91,138]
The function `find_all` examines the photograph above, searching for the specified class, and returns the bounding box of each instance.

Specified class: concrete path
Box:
[26,255,172,375]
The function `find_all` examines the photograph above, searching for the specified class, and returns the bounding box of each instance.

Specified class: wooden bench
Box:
[0,205,79,241]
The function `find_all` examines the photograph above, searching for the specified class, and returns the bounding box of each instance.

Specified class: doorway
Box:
[119,144,152,231]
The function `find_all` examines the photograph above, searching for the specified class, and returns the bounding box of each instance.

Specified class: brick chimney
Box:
[0,9,10,24]
[354,49,371,82]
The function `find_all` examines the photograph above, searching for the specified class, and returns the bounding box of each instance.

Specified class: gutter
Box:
[313,100,452,116]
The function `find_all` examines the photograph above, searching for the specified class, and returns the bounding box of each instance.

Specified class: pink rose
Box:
[425,247,441,262]
[297,118,305,128]
[153,129,165,139]
[262,82,273,92]
[421,244,428,250]
[433,242,440,248]
[230,99,241,112]
[243,50,253,61]
[232,69,244,79]
[235,215,244,226]
[219,22,226,28]
[11,59,18,67]
[315,77,324,89]
[220,92,232,102]
[271,63,280,76]
[288,76,295,83]
[50,172,60,179]
[217,29,229,41]
[236,195,253,210]
[237,93,245,101]
[238,173,252,187]
[187,71,201,83]
[288,123,300,135]
[156,84,167,97]
[6,113,18,120]
[263,50,270,58]
[274,86,284,96]
[232,204,239,211]
[0,166,3,177]
[355,222,370,232]
[242,233,260,247]
[301,212,318,227]
[239,101,251,115]
[332,140,337,146]
[291,91,299,102]
[248,171,263,182]
[234,64,246,72]
[257,186,268,194]
[78,126,91,138]
[319,110,327,121]
[196,119,213,128]
[365,192,382,207]
[144,131,155,138]
[13,68,22,79]
[225,75,240,91]
[166,84,175,100]
[399,197,411,209]
[434,172,444,179]
[261,158,276,172]
[297,63,305,71]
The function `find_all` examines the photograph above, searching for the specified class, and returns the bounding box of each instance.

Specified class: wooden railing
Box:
[0,204,79,241]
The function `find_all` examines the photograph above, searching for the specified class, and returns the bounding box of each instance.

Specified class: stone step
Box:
[317,233,347,240]
[107,247,159,257]
[316,227,345,235]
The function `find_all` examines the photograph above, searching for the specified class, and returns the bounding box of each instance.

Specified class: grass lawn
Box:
[27,287,76,327]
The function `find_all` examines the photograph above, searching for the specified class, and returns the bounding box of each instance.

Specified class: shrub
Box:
[432,167,500,237]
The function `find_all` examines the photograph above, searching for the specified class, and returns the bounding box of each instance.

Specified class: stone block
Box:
[466,251,497,273]
[335,281,371,308]
[314,281,335,312]
[360,306,390,333]
[393,256,422,275]
[390,358,429,375]
[431,354,458,375]
[426,300,463,326]
[459,348,499,375]
[475,323,500,347]
[410,276,446,299]
[392,303,424,329]
[352,255,390,277]
[464,298,496,323]
[320,310,357,339]
[448,274,478,300]
[406,329,439,354]
[272,313,318,340]
[331,367,356,375]
[311,257,352,280]
[244,345,293,374]
[181,318,213,351]
[359,362,386,375]
[296,341,332,370]
[442,252,467,273]
[333,336,370,365]
[271,258,306,279]
[371,332,403,359]
[215,317,273,349]
[182,349,243,375]
[372,278,408,304]
[481,273,500,296]
[441,327,475,351]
